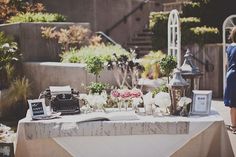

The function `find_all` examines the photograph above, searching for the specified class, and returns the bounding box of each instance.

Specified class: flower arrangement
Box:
[79,91,108,113]
[110,88,143,110]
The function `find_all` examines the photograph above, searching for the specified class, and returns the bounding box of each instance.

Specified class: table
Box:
[15,109,234,157]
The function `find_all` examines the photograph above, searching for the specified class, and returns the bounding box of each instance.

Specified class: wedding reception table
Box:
[15,109,234,157]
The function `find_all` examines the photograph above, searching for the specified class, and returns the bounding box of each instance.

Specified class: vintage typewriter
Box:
[39,86,80,115]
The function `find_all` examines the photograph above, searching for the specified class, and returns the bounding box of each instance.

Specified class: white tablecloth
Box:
[15,109,234,157]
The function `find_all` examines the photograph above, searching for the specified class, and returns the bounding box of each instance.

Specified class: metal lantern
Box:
[180,49,202,97]
[168,69,189,115]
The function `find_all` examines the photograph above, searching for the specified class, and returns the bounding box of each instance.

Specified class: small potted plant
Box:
[159,55,177,83]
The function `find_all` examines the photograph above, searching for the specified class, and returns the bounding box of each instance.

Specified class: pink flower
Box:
[111,90,120,98]
[130,89,142,98]
[120,90,131,99]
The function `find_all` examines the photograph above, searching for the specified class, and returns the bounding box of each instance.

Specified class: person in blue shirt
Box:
[224,27,236,134]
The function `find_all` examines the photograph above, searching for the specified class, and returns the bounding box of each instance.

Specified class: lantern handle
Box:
[191,54,214,72]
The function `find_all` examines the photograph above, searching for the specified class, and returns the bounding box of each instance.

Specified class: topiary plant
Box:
[85,56,104,82]
[159,55,177,83]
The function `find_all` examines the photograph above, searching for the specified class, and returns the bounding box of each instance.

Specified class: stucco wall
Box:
[23,62,117,97]
[32,0,162,45]
[0,22,90,61]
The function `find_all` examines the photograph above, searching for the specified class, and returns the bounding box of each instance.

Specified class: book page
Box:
[78,111,139,123]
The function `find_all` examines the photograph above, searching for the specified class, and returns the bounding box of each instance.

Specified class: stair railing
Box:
[105,0,160,35]
[96,31,120,45]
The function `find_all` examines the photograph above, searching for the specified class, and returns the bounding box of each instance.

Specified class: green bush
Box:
[190,26,219,45]
[0,31,21,89]
[182,2,201,18]
[60,44,130,63]
[149,12,169,50]
[149,12,219,50]
[87,82,108,94]
[7,12,66,23]
[182,0,236,39]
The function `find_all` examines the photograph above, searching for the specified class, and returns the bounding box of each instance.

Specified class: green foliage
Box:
[4,77,31,105]
[1,77,31,119]
[0,31,20,89]
[60,44,130,63]
[190,26,219,45]
[0,32,13,45]
[0,0,45,24]
[85,56,104,81]
[152,85,168,97]
[149,11,219,50]
[159,55,177,78]
[7,12,66,23]
[149,12,169,30]
[149,12,168,50]
[182,2,201,18]
[140,50,165,79]
[182,0,236,39]
[87,82,108,94]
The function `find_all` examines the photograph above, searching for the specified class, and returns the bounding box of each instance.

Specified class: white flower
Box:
[154,92,171,109]
[79,93,88,100]
[1,43,10,49]
[178,97,192,107]
[132,97,143,107]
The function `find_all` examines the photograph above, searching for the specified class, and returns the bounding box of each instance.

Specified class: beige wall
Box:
[0,22,90,61]
[32,0,162,45]
[23,62,117,97]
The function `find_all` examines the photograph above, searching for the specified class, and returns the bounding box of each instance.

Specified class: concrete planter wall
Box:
[23,62,117,97]
[0,22,90,62]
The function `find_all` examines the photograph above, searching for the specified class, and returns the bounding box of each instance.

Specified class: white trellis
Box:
[222,15,236,93]
[168,9,181,67]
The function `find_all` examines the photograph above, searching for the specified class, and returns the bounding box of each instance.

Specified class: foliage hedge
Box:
[7,12,66,23]
[149,11,220,50]
[182,0,236,37]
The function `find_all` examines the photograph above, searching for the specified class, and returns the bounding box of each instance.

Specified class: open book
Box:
[77,111,139,122]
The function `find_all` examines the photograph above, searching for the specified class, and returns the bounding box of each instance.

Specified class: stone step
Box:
[130,45,153,51]
[135,50,150,57]
[127,40,152,46]
[131,36,152,41]
[136,31,154,37]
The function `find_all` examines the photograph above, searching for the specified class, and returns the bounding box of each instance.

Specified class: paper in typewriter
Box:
[49,85,71,96]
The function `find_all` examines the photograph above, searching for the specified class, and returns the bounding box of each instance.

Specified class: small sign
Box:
[190,90,212,115]
[0,143,14,157]
[28,99,47,118]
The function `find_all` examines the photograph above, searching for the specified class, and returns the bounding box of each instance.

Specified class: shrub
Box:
[87,82,108,94]
[85,55,104,82]
[182,2,201,18]
[7,12,66,23]
[182,0,236,39]
[0,1,45,24]
[149,11,219,50]
[60,44,130,63]
[41,25,101,52]
[0,31,21,89]
[159,55,177,82]
[190,26,219,45]
[149,12,168,50]
[139,50,166,79]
